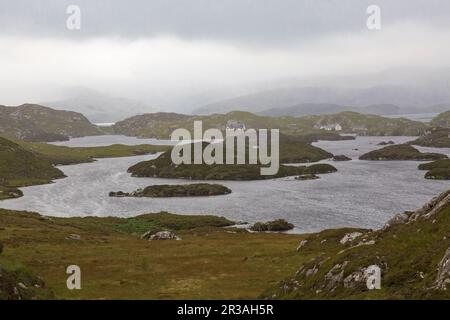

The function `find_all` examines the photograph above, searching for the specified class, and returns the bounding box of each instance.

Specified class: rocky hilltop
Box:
[431,110,450,128]
[409,127,450,148]
[263,189,450,299]
[0,104,102,142]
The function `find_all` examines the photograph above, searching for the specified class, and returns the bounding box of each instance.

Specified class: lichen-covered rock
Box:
[340,232,363,244]
[66,234,81,241]
[297,240,308,251]
[141,230,181,241]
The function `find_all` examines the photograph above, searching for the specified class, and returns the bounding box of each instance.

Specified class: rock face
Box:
[382,190,450,229]
[434,247,450,290]
[408,190,450,221]
[141,230,181,241]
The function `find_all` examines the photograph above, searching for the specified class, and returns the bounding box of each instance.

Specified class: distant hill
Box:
[259,103,403,117]
[44,87,154,123]
[259,103,352,117]
[112,110,427,139]
[0,104,102,142]
[301,111,427,136]
[193,85,450,115]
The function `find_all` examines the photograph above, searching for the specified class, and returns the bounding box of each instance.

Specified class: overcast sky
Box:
[0,0,449,108]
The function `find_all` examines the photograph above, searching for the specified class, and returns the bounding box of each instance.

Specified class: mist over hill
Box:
[44,87,155,123]
[194,85,450,115]
[192,67,450,116]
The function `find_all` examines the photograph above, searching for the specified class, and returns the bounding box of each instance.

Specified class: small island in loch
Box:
[377,140,395,146]
[359,144,448,161]
[128,143,337,181]
[250,219,294,232]
[295,174,320,181]
[418,159,450,180]
[332,155,352,161]
[109,183,232,198]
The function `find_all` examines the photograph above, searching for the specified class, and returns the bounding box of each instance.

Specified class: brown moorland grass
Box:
[0,209,307,299]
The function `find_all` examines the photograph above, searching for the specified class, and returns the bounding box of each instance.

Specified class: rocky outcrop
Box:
[433,246,450,290]
[265,189,450,299]
[408,190,450,221]
[0,241,53,299]
[141,230,181,241]
[250,219,294,232]
[383,212,410,230]
[66,234,81,241]
[383,190,450,228]
[340,232,363,244]
[297,240,308,251]
[276,255,382,296]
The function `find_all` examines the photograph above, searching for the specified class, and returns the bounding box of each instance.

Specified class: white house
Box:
[317,123,342,131]
[226,120,246,131]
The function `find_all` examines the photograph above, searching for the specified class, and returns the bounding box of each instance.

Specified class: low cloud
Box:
[0,22,449,107]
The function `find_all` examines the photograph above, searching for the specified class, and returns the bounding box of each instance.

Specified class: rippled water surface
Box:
[1,135,449,233]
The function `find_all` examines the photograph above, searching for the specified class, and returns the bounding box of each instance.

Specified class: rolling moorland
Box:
[1,103,446,143]
[1,104,450,299]
[0,190,449,299]
[111,110,428,139]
